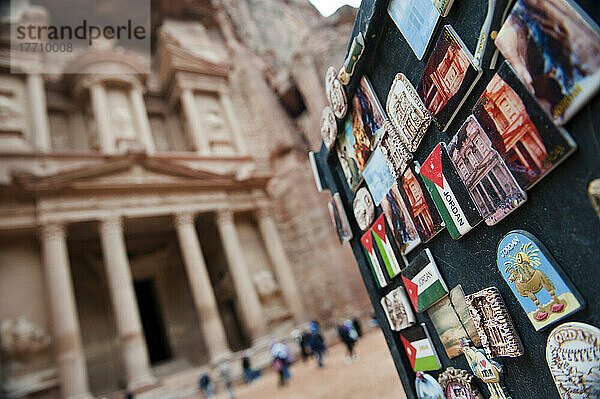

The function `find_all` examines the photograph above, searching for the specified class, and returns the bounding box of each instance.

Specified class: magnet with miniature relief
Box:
[401,248,448,313]
[325,66,347,119]
[465,287,524,358]
[353,187,375,231]
[320,106,337,150]
[448,115,527,226]
[379,119,413,180]
[437,367,485,399]
[338,32,365,85]
[546,322,600,399]
[498,230,584,331]
[415,371,445,399]
[380,285,416,331]
[386,73,433,153]
[420,143,482,240]
[459,338,512,399]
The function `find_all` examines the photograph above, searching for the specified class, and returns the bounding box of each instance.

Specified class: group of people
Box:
[197,317,364,396]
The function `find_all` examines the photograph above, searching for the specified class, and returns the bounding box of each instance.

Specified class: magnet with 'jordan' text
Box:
[401,248,448,313]
[498,230,584,331]
[420,143,482,239]
[546,322,600,399]
[400,323,442,372]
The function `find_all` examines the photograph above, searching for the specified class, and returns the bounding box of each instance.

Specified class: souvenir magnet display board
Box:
[315,0,600,398]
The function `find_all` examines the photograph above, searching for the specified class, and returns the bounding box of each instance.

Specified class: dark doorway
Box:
[134,279,172,364]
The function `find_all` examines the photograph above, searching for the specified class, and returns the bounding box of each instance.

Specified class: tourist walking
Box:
[271,340,291,387]
[241,352,261,384]
[306,322,326,368]
[218,361,235,399]
[198,373,214,398]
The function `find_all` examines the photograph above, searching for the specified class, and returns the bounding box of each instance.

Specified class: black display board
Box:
[314,1,600,398]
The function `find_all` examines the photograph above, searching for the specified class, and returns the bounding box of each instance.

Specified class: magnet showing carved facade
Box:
[438,367,484,399]
[420,143,482,239]
[546,322,600,399]
[325,66,347,119]
[386,73,432,152]
[465,287,524,358]
[472,61,577,190]
[448,115,527,226]
[415,371,445,399]
[417,25,482,132]
[401,248,448,313]
[400,323,442,372]
[381,285,416,331]
[497,230,584,331]
[495,0,600,125]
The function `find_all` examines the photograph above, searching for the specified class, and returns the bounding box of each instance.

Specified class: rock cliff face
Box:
[214,0,371,322]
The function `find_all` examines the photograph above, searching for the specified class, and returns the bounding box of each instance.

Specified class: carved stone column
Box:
[174,212,229,360]
[98,216,155,391]
[40,224,93,399]
[89,82,114,153]
[215,210,266,341]
[219,89,247,155]
[27,73,51,152]
[130,86,155,154]
[256,207,306,322]
[180,88,210,155]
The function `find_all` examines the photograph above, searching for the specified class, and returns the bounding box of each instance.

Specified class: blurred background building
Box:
[0,0,370,397]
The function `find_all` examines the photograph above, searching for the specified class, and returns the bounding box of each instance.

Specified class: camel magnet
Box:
[497,230,584,331]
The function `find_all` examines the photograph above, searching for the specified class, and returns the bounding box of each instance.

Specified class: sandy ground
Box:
[208,329,407,399]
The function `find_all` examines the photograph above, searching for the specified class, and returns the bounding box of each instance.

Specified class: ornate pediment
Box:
[11,154,267,193]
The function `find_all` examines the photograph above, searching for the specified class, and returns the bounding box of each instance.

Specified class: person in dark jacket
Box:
[306,323,326,368]
[241,353,261,384]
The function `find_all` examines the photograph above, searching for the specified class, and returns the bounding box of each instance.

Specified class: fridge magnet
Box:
[398,162,445,243]
[449,285,482,348]
[465,287,524,358]
[546,322,600,399]
[325,66,348,119]
[417,25,483,132]
[380,120,413,180]
[438,367,484,399]
[357,76,387,148]
[387,0,441,60]
[400,323,443,372]
[308,151,324,192]
[420,143,482,239]
[353,187,375,231]
[339,32,365,85]
[320,106,337,150]
[472,61,577,190]
[495,0,600,125]
[363,147,396,206]
[427,286,481,359]
[460,338,512,399]
[589,179,600,220]
[380,182,421,256]
[448,115,528,226]
[387,73,433,153]
[381,285,416,331]
[431,0,455,17]
[362,213,403,283]
[328,193,352,244]
[401,248,448,313]
[497,230,584,331]
[336,117,363,191]
[416,371,445,399]
[361,227,390,289]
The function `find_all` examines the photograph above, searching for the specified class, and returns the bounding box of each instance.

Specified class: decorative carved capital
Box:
[174,211,195,229]
[98,215,123,236]
[40,223,66,242]
[215,209,233,226]
[255,206,273,222]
